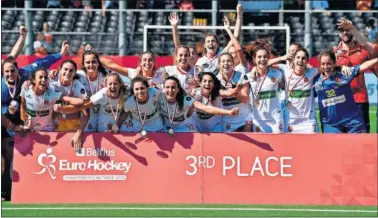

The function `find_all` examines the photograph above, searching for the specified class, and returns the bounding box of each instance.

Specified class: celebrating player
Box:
[100,51,164,89]
[249,47,284,133]
[196,33,222,73]
[192,72,224,132]
[20,68,83,131]
[216,53,251,132]
[168,12,198,67]
[76,50,108,132]
[157,45,197,95]
[117,76,163,135]
[75,72,129,132]
[159,76,239,134]
[280,48,318,133]
[314,50,378,133]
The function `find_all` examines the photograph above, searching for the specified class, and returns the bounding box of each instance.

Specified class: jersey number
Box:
[325,89,336,98]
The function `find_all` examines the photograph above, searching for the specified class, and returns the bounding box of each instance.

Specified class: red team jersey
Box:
[334,42,370,103]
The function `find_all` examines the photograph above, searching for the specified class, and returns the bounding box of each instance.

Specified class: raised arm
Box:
[358,58,378,73]
[234,3,243,40]
[20,41,68,78]
[223,16,247,67]
[100,57,129,76]
[168,12,180,48]
[8,26,27,59]
[192,100,239,116]
[61,96,84,107]
[337,18,376,56]
[268,55,289,66]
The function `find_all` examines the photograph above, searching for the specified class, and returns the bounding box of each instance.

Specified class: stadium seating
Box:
[1,9,377,56]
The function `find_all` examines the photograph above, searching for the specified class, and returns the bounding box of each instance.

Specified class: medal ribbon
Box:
[166,99,177,125]
[287,71,306,99]
[86,74,100,95]
[254,70,268,98]
[135,97,147,127]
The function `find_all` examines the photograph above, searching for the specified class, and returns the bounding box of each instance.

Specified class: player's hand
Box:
[53,103,63,112]
[223,16,230,30]
[19,25,27,37]
[82,96,90,104]
[341,65,352,77]
[161,72,169,82]
[337,18,354,30]
[229,108,239,116]
[85,44,92,51]
[236,3,243,16]
[168,12,179,26]
[60,40,69,56]
[49,69,59,80]
[71,130,84,153]
[135,65,143,76]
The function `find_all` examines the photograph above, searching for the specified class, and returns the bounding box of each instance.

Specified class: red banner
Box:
[13,132,377,205]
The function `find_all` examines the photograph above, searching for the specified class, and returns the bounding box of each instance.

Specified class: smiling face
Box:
[164,79,179,102]
[176,47,190,69]
[133,81,148,102]
[320,55,335,76]
[254,49,269,70]
[200,74,214,97]
[106,75,121,98]
[3,62,18,83]
[140,53,155,72]
[205,35,219,56]
[34,70,48,92]
[339,29,353,44]
[83,54,99,76]
[218,54,234,75]
[60,62,76,84]
[294,50,308,71]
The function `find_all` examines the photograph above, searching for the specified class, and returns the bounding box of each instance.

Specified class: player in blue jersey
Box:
[314,50,378,133]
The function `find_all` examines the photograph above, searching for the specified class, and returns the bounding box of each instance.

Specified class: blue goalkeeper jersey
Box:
[313,65,364,127]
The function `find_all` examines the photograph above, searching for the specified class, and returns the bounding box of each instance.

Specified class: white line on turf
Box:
[2,207,377,213]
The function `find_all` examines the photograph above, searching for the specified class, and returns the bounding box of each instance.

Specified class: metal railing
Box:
[1,7,377,56]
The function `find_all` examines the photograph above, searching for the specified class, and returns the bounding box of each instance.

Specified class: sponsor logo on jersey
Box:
[196,110,214,120]
[222,97,241,106]
[322,95,346,107]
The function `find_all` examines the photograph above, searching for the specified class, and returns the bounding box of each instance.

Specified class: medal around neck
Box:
[140,129,147,137]
[167,128,175,136]
[112,123,119,133]
[8,100,18,115]
[61,113,67,119]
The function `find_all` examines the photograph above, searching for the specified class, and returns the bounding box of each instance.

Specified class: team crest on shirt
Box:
[244,75,248,80]
[226,123,231,130]
[80,88,85,94]
[303,77,309,83]
[270,77,276,83]
[186,96,192,101]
